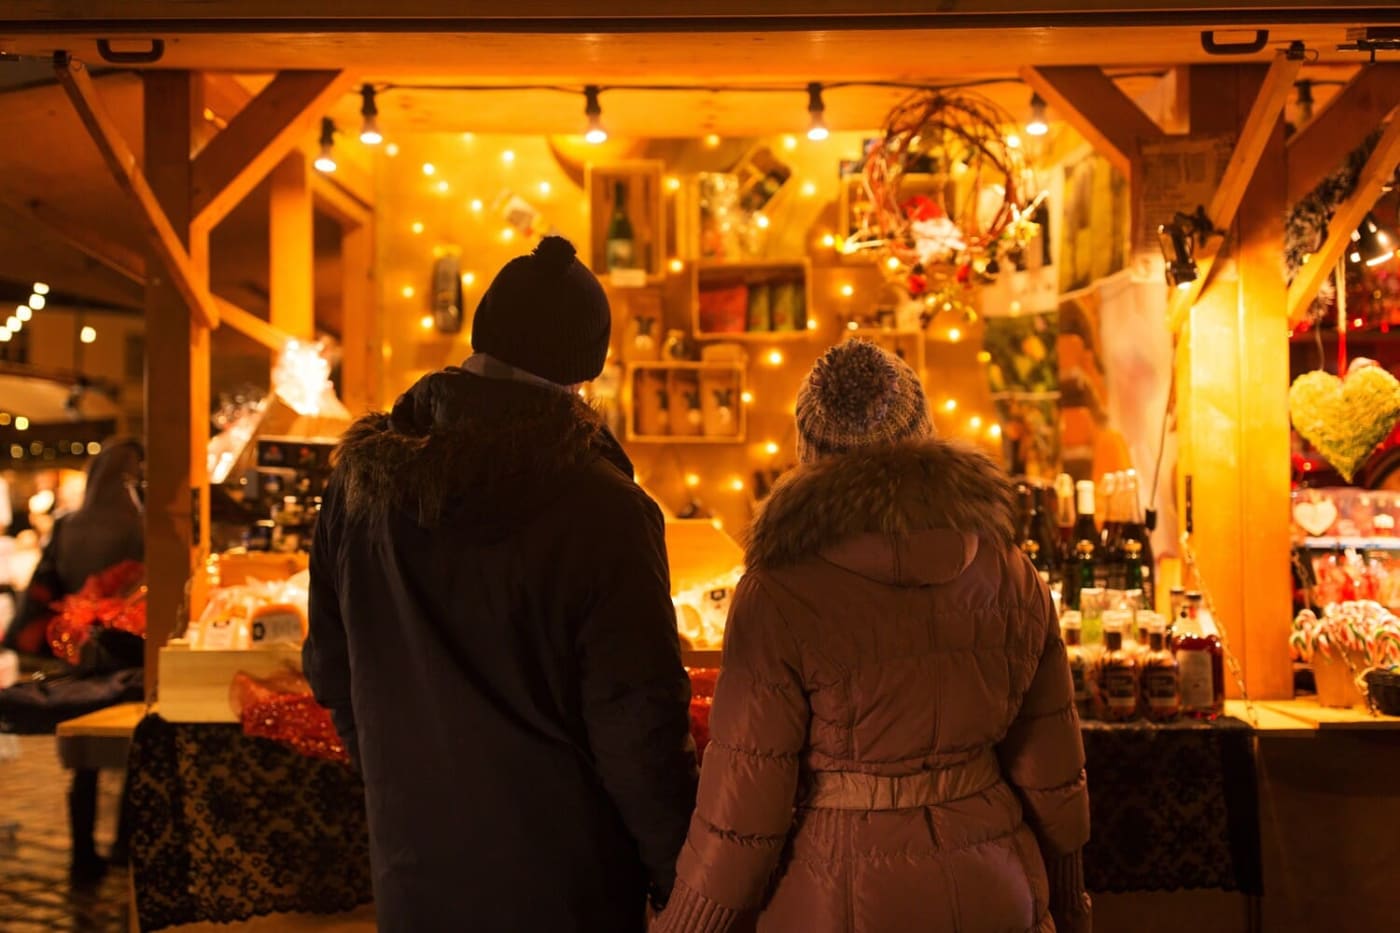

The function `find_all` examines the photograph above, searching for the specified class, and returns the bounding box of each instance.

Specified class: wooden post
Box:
[339,222,377,412]
[1175,65,1293,699]
[269,151,315,343]
[142,71,208,698]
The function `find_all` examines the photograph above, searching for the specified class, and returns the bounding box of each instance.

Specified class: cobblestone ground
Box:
[0,735,128,932]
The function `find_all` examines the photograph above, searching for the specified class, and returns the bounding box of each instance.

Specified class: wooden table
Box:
[55,701,147,769]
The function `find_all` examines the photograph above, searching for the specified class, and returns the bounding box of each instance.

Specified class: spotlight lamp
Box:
[1025,93,1049,137]
[1158,206,1216,291]
[583,85,607,144]
[806,82,829,142]
[359,84,383,145]
[1350,212,1396,267]
[314,117,338,173]
[1295,79,1314,126]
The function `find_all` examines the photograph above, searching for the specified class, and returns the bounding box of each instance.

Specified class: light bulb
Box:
[755,213,770,229]
[0,327,10,342]
[806,82,829,141]
[359,116,383,146]
[313,150,337,173]
[420,314,435,330]
[385,142,399,157]
[358,84,383,145]
[462,271,476,287]
[801,181,817,197]
[704,133,721,148]
[411,221,424,235]
[32,282,49,295]
[88,442,102,454]
[583,85,608,144]
[846,320,859,331]
[685,473,700,488]
[969,416,983,430]
[502,149,516,163]
[783,135,798,151]
[401,285,416,298]
[807,318,818,331]
[885,256,901,271]
[79,325,96,344]
[730,477,746,492]
[15,416,29,431]
[17,305,32,321]
[840,283,855,298]
[764,441,780,456]
[501,227,516,242]
[314,117,337,173]
[821,233,837,248]
[538,181,552,197]
[767,349,784,366]
[470,199,484,212]
[422,162,436,176]
[665,176,681,192]
[1025,93,1049,137]
[988,424,1003,439]
[5,316,18,331]
[669,258,685,273]
[943,399,957,412]
[948,327,962,342]
[1006,133,1022,149]
[741,391,754,405]
[436,180,450,194]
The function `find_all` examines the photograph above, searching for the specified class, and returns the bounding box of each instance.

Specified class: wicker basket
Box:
[1364,669,1400,717]
[1312,651,1367,708]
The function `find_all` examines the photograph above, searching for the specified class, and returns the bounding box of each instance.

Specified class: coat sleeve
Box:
[577,488,698,908]
[302,479,359,771]
[996,573,1092,931]
[655,574,809,933]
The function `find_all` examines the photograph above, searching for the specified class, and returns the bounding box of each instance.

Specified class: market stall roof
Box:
[0,369,122,423]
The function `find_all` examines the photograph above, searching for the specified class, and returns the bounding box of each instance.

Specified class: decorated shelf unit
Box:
[693,259,813,339]
[585,160,666,282]
[625,361,747,444]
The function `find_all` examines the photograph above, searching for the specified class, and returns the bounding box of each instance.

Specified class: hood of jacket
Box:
[745,439,1017,585]
[333,367,630,533]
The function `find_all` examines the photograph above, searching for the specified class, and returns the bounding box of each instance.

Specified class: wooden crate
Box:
[692,258,814,340]
[624,361,747,444]
[158,645,302,723]
[585,160,666,282]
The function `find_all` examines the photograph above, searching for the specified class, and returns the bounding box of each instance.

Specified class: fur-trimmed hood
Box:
[745,439,1017,579]
[333,367,629,531]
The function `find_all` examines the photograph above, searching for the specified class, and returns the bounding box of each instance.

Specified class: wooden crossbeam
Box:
[1288,64,1400,205]
[1167,52,1302,333]
[1286,108,1400,327]
[213,296,294,352]
[0,194,146,283]
[190,69,351,230]
[54,55,218,329]
[1019,65,1164,177]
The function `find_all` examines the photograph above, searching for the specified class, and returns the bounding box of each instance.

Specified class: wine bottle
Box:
[1063,539,1097,613]
[606,182,635,271]
[1029,485,1061,583]
[1054,473,1076,563]
[1072,481,1099,555]
[1118,469,1155,607]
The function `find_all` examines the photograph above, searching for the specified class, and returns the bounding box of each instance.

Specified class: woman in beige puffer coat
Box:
[656,341,1091,933]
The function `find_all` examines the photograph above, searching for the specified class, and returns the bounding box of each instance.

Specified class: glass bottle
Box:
[1175,591,1225,720]
[1119,470,1155,607]
[1100,616,1141,722]
[1142,618,1182,722]
[1099,472,1120,563]
[1062,612,1095,721]
[606,181,636,271]
[1021,540,1051,583]
[1072,481,1100,560]
[1063,539,1097,613]
[1055,473,1076,564]
[1122,540,1147,608]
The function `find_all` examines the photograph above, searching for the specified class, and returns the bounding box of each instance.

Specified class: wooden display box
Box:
[625,361,746,444]
[586,160,666,282]
[158,644,302,723]
[692,259,813,340]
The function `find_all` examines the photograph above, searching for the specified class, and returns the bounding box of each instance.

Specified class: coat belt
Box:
[799,752,1001,811]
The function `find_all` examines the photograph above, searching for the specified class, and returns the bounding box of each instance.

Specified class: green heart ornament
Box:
[1290,365,1400,482]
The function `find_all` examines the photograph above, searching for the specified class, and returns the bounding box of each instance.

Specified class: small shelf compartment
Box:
[625,361,747,444]
[586,160,666,282]
[692,259,813,340]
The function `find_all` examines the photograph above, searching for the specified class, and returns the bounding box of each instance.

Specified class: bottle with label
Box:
[1132,605,1156,656]
[1072,480,1100,559]
[1175,591,1225,720]
[1167,585,1187,642]
[1021,540,1050,582]
[1099,471,1120,551]
[1142,617,1181,722]
[1118,470,1155,607]
[606,182,636,271]
[1122,540,1147,612]
[1062,612,1095,721]
[1054,473,1076,564]
[1063,539,1097,615]
[1100,616,1140,722]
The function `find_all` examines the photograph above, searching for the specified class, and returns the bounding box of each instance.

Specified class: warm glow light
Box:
[17,306,32,322]
[15,416,29,431]
[1009,300,1022,315]
[1176,280,1192,292]
[470,199,484,213]
[766,349,784,366]
[943,399,958,412]
[947,327,962,342]
[1354,317,1365,329]
[969,416,983,430]
[1006,134,1022,149]
[501,227,516,242]
[502,149,516,163]
[0,328,10,342]
[5,316,18,331]
[26,293,44,310]
[807,318,818,331]
[730,477,746,492]
[538,181,552,196]
[885,256,901,271]
[685,473,700,488]
[801,181,817,197]
[741,391,754,405]
[87,442,101,455]
[783,135,798,150]
[665,176,682,193]
[79,326,96,344]
[32,282,49,295]
[422,162,436,176]
[401,285,416,298]
[839,283,855,298]
[420,314,435,330]
[755,213,771,229]
[846,320,859,331]
[977,350,992,363]
[704,133,721,148]
[988,424,1003,439]
[585,127,608,145]
[314,152,337,173]
[411,221,425,235]
[462,133,475,142]
[385,142,399,156]
[462,271,476,287]
[764,441,780,456]
[952,160,970,177]
[821,233,837,249]
[669,258,685,273]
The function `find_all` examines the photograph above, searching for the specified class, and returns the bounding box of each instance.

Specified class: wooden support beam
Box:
[0,195,146,284]
[269,152,315,341]
[1019,65,1164,177]
[1288,64,1400,205]
[213,295,294,352]
[338,222,377,413]
[1166,52,1302,332]
[1286,108,1400,327]
[312,174,373,227]
[54,55,219,329]
[190,69,351,231]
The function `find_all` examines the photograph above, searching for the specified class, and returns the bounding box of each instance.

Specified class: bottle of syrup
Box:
[1100,616,1141,722]
[1142,617,1182,722]
[1175,591,1225,720]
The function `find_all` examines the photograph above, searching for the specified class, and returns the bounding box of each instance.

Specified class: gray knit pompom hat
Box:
[795,339,933,463]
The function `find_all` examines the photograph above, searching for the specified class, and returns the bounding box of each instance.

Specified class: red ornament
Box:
[906,272,928,297]
[955,262,972,284]
[901,194,943,223]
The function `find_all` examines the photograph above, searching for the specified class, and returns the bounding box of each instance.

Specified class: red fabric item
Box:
[46,560,146,665]
[230,670,349,764]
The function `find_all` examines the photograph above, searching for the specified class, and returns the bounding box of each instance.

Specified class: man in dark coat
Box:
[304,236,698,933]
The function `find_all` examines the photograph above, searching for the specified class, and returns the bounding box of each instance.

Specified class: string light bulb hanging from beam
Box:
[583,85,608,144]
[806,82,830,141]
[359,84,383,145]
[314,117,338,173]
[1025,92,1049,137]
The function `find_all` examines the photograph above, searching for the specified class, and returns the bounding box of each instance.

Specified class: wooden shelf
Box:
[586,160,666,281]
[1299,535,1400,551]
[624,360,746,445]
[693,257,813,340]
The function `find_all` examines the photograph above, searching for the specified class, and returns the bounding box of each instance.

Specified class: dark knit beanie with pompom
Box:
[795,339,933,463]
[470,235,611,385]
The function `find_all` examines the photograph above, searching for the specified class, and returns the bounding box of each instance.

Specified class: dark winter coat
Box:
[656,440,1091,933]
[304,368,698,933]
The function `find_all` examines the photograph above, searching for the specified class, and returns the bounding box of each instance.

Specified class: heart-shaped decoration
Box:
[1290,364,1400,481]
[1293,497,1339,537]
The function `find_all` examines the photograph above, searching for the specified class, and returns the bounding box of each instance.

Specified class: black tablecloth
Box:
[127,714,1262,929]
[126,715,371,931]
[1082,716,1261,895]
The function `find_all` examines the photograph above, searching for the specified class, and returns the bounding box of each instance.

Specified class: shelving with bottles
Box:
[585,161,666,283]
[624,360,747,445]
[692,259,813,340]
